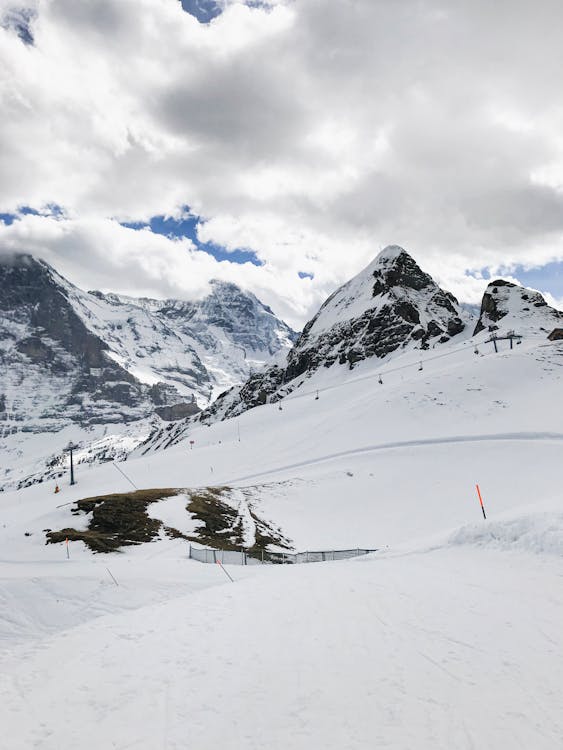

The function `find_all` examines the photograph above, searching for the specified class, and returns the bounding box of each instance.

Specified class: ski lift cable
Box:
[283,331,532,405]
[284,340,473,403]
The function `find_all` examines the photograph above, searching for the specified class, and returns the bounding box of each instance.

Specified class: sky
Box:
[1,0,563,328]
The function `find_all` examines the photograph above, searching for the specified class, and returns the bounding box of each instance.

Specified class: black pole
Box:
[69,446,76,486]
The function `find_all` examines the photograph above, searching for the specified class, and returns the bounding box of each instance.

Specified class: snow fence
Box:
[189,546,377,565]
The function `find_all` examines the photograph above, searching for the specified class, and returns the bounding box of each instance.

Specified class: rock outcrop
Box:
[282,246,466,381]
[473,279,563,335]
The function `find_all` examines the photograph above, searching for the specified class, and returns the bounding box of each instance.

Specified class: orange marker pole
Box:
[65,538,70,559]
[475,484,487,520]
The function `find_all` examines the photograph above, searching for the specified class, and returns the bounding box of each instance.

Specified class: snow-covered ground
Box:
[0,335,562,748]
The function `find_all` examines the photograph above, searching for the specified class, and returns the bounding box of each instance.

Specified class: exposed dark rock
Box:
[473,279,562,335]
[155,402,201,421]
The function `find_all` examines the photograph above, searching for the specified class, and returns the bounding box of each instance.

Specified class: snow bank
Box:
[449,512,563,556]
[146,493,198,537]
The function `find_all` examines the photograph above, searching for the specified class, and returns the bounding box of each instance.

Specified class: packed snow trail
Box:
[222,431,563,485]
[1,545,562,750]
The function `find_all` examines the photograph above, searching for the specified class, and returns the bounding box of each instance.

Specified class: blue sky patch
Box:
[1,7,35,45]
[512,261,563,298]
[298,271,314,280]
[179,0,274,23]
[466,260,563,300]
[179,0,223,23]
[0,205,64,224]
[122,210,264,266]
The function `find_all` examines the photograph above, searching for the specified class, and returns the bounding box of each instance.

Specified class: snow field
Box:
[0,336,562,748]
[1,544,562,749]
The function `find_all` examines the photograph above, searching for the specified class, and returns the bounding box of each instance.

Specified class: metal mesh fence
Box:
[189,546,377,566]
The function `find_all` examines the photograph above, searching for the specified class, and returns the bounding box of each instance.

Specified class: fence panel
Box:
[189,545,377,566]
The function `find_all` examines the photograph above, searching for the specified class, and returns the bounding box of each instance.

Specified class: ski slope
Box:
[0,335,562,748]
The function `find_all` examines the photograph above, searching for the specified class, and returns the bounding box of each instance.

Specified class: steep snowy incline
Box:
[128,337,563,489]
[3,330,559,523]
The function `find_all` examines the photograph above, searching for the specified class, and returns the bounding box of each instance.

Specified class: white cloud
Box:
[0,213,317,327]
[1,0,563,326]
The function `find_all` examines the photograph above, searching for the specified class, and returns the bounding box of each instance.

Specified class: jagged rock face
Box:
[84,281,296,402]
[154,401,201,422]
[160,280,296,358]
[283,246,466,381]
[204,366,285,421]
[0,253,294,455]
[0,255,161,432]
[473,279,562,335]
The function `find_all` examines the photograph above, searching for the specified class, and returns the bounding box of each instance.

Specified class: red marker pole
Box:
[475,484,487,520]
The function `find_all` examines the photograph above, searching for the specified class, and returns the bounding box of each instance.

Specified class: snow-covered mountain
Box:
[1,266,562,749]
[1,245,563,749]
[0,253,295,488]
[281,244,468,377]
[139,247,563,455]
[140,246,473,449]
[70,278,296,405]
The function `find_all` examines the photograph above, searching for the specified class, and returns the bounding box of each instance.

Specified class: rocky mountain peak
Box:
[370,245,435,294]
[285,247,466,383]
[141,247,470,443]
[474,279,562,335]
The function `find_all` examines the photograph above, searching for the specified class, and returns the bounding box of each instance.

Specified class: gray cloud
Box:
[1,0,563,325]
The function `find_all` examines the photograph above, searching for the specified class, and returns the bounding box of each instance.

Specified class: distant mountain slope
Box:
[0,254,170,431]
[0,252,295,489]
[52,272,296,405]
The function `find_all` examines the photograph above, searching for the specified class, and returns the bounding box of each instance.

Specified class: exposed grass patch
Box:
[185,487,242,550]
[46,488,178,553]
[46,528,123,553]
[45,486,293,555]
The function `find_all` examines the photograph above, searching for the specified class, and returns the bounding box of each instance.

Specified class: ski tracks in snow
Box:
[222,431,563,485]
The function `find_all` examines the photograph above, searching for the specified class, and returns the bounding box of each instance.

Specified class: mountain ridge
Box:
[0,251,295,489]
[138,246,563,454]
